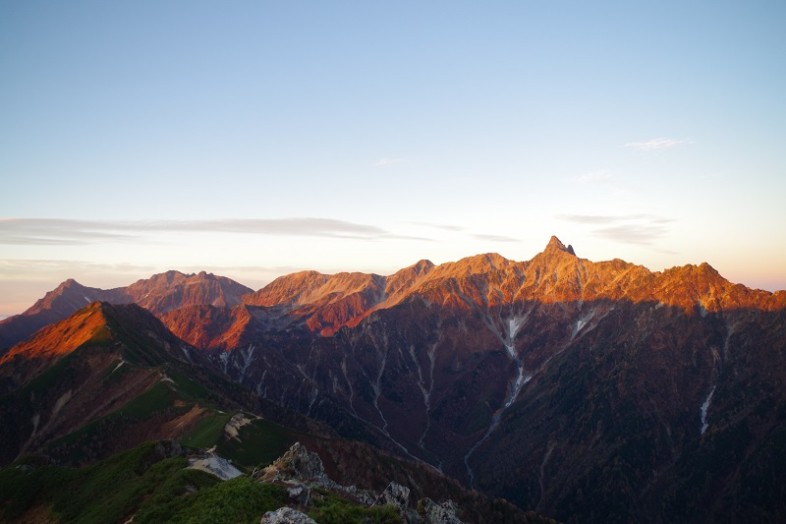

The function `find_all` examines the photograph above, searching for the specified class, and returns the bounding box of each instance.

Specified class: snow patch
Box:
[465,356,531,487]
[235,345,256,381]
[571,309,597,340]
[465,310,536,486]
[180,345,193,362]
[219,351,230,374]
[700,386,715,435]
[505,368,532,409]
[508,315,526,343]
[111,360,126,374]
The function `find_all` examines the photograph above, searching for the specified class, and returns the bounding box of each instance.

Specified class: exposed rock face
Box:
[420,498,464,524]
[188,452,243,480]
[224,412,254,441]
[161,304,257,350]
[285,483,311,507]
[123,270,253,314]
[375,481,411,509]
[260,507,317,524]
[260,442,328,484]
[258,443,470,524]
[258,442,377,507]
[375,481,418,522]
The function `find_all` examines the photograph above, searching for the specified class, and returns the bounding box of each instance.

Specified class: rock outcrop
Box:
[419,498,464,524]
[260,507,317,524]
[188,452,243,480]
[258,442,466,524]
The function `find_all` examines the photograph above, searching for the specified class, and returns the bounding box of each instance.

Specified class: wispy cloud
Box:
[409,221,465,232]
[557,213,673,245]
[407,222,518,242]
[0,218,428,245]
[473,233,520,243]
[592,223,670,245]
[374,158,405,168]
[625,137,691,151]
[0,259,157,280]
[0,219,138,245]
[0,259,334,294]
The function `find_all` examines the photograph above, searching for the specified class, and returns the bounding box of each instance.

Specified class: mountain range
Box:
[2,236,785,523]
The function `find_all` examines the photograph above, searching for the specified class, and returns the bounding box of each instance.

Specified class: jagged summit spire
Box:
[544,236,576,256]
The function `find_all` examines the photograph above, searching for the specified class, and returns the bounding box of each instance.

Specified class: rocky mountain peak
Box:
[543,235,576,256]
[123,270,253,314]
[438,253,513,278]
[56,278,82,290]
[25,278,107,317]
[411,259,436,274]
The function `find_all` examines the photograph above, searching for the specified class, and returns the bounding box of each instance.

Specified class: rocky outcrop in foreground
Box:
[257,442,466,524]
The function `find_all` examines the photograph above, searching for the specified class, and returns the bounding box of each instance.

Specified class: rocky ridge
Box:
[257,441,467,523]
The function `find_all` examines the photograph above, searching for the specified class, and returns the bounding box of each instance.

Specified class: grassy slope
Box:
[0,441,403,524]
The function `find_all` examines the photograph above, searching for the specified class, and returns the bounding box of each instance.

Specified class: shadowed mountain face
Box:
[0,302,199,465]
[210,302,786,523]
[2,237,786,523]
[196,238,786,523]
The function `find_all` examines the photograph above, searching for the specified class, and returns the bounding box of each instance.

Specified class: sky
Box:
[1,1,785,317]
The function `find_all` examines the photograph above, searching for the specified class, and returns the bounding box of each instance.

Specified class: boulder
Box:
[419,498,464,524]
[375,481,411,511]
[286,482,311,506]
[259,442,326,483]
[260,507,317,524]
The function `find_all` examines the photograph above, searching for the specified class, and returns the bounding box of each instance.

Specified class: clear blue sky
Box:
[2,1,785,316]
